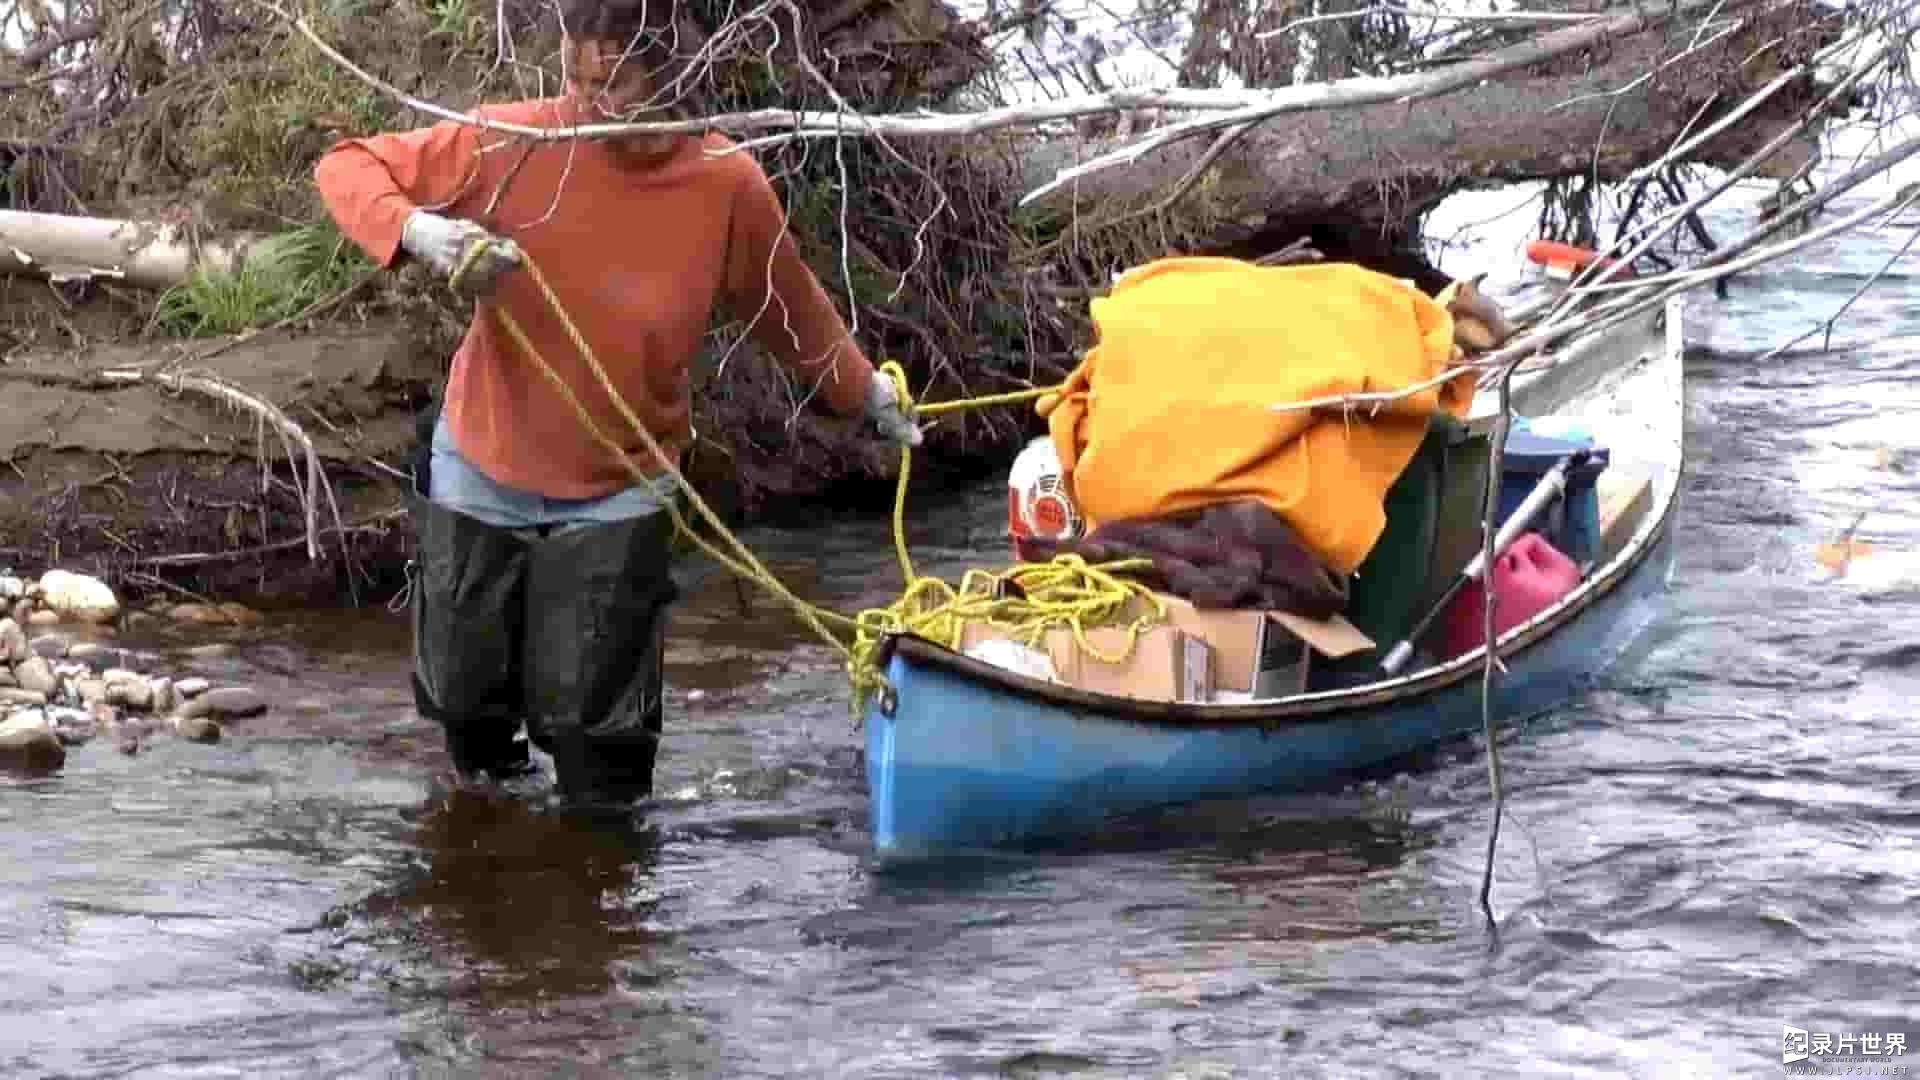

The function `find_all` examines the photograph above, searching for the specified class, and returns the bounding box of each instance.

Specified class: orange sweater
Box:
[314,98,875,498]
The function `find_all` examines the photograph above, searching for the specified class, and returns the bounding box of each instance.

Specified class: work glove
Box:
[864,370,924,448]
[400,210,522,301]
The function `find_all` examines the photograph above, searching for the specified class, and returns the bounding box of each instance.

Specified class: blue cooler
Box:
[1496,420,1610,566]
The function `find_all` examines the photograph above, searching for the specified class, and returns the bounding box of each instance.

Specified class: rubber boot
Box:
[521,511,679,808]
[406,492,537,784]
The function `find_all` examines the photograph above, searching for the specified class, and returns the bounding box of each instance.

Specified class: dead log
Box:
[7,17,104,72]
[1020,0,1837,263]
[0,209,257,290]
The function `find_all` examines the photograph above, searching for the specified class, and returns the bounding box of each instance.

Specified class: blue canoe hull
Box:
[863,520,1676,859]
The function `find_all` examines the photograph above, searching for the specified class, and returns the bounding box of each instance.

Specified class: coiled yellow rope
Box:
[455,244,1165,714]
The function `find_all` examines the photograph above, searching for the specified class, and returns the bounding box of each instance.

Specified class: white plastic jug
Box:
[1006,436,1083,559]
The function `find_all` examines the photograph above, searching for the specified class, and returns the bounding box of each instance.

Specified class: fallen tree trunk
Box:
[0,209,256,290]
[1018,0,1837,260]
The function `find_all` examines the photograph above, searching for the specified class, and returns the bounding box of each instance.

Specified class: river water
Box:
[5,170,1919,1077]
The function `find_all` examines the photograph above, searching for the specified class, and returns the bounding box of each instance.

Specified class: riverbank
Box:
[0,308,1030,610]
[0,320,432,607]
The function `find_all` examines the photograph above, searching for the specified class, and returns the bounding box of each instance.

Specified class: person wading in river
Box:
[313,0,921,804]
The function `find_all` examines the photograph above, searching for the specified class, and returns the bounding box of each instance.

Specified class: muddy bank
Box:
[0,319,1028,609]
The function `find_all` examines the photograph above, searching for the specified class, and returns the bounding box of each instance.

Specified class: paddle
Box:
[1379,450,1590,676]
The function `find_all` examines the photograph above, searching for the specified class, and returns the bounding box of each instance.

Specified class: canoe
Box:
[863,295,1688,858]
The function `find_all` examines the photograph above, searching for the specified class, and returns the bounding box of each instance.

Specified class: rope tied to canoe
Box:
[452,243,1165,715]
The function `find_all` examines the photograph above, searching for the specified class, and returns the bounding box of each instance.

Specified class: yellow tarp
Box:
[1036,257,1477,577]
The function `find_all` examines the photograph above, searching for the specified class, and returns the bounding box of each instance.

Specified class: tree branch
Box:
[13,17,100,71]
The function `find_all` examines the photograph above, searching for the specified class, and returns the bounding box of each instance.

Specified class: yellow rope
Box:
[848,556,1171,671]
[453,242,1160,714]
[913,385,1060,415]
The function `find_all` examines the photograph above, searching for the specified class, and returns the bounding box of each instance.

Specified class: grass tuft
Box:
[153,222,376,337]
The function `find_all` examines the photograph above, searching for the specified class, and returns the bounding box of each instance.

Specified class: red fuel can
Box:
[1441,531,1581,660]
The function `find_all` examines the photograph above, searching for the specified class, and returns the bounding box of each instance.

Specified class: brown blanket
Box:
[1019,500,1349,618]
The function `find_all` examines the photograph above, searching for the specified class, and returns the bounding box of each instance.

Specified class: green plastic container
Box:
[1323,414,1492,674]
[1423,417,1493,622]
[1340,419,1446,657]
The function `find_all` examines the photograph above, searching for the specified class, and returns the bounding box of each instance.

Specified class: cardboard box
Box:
[1180,634,1212,702]
[1129,594,1375,699]
[1049,624,1213,703]
[954,590,1373,703]
[956,619,1215,703]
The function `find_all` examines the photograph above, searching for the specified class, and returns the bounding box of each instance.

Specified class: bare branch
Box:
[1258,2,1606,42]
[1754,223,1920,362]
[1545,39,1901,313]
[14,16,100,70]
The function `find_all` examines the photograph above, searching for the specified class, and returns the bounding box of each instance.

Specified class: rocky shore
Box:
[0,569,275,774]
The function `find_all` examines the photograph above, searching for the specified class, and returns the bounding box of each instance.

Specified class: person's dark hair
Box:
[558,0,698,113]
[558,0,677,45]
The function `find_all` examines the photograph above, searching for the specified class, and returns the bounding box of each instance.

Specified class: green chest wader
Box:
[522,511,678,805]
[405,399,679,802]
[406,399,533,781]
